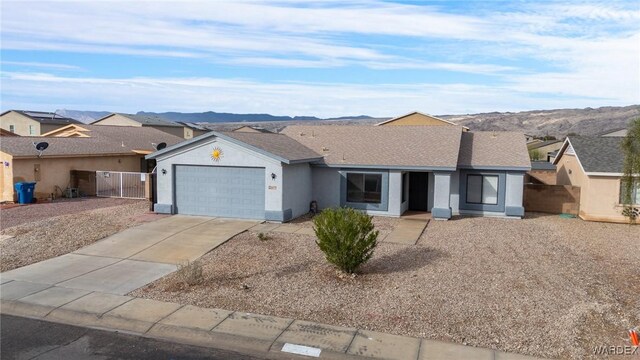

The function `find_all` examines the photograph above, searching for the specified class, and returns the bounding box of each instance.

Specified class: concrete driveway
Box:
[0,216,258,295]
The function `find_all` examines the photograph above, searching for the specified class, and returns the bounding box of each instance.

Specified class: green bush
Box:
[313,207,379,274]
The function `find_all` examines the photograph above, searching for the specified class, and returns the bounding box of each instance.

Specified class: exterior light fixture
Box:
[271,173,276,180]
[161,169,167,175]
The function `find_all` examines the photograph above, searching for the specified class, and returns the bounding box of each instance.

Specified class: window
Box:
[9,125,15,133]
[466,174,499,205]
[619,179,640,205]
[28,125,35,135]
[347,173,382,204]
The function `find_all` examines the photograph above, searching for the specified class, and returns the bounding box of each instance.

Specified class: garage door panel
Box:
[174,165,265,219]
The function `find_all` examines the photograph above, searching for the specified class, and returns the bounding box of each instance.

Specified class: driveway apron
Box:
[1,215,257,295]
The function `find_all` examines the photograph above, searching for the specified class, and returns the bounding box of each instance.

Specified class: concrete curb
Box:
[0,289,548,360]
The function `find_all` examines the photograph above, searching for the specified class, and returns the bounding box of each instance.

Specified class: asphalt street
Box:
[0,314,263,360]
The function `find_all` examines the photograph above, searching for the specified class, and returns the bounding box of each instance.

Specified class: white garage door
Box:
[174,165,265,219]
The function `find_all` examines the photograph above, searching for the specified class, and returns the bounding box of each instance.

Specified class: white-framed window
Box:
[619,179,640,205]
[346,173,382,204]
[9,125,15,133]
[466,174,499,205]
[28,125,35,135]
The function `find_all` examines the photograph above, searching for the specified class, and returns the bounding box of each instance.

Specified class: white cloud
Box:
[1,61,82,70]
[2,72,632,117]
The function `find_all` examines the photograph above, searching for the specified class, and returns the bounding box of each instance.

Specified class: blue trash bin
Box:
[14,182,36,204]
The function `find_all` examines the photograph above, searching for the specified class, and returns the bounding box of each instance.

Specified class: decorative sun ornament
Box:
[211,146,224,162]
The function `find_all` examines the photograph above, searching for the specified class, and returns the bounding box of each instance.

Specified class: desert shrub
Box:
[175,260,204,286]
[313,207,379,274]
[529,149,542,161]
[257,232,271,241]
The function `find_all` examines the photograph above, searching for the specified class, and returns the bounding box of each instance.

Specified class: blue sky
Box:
[1,0,639,117]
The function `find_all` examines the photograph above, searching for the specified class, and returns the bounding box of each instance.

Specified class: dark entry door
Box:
[409,172,429,211]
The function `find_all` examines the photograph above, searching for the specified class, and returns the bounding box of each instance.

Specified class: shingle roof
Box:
[177,121,208,131]
[530,161,556,171]
[4,110,83,125]
[458,131,531,169]
[145,130,321,163]
[219,131,321,162]
[565,136,624,173]
[100,113,183,127]
[281,125,464,169]
[0,125,183,158]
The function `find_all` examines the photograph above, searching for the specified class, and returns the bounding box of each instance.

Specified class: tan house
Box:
[177,121,210,138]
[376,111,469,131]
[92,113,193,139]
[0,110,83,136]
[553,137,638,223]
[0,125,182,202]
[527,139,563,161]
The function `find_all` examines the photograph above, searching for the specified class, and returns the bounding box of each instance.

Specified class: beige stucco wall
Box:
[1,151,14,202]
[153,125,186,138]
[10,155,143,200]
[0,112,40,136]
[382,113,451,126]
[556,152,629,223]
[93,114,142,127]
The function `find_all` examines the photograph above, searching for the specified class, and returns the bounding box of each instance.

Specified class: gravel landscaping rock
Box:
[0,200,151,272]
[131,213,639,360]
[1,197,146,230]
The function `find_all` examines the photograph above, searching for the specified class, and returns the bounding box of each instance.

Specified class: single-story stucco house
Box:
[0,125,182,202]
[147,125,530,221]
[92,113,195,139]
[554,136,639,223]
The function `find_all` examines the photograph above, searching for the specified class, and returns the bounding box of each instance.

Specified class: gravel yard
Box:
[131,214,640,360]
[0,197,147,230]
[1,200,153,272]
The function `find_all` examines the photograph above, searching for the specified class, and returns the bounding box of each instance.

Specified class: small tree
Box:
[621,117,640,223]
[529,149,542,161]
[313,207,379,274]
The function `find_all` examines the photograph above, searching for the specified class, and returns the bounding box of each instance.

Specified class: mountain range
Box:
[57,105,640,137]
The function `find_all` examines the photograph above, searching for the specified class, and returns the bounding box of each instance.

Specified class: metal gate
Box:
[96,171,147,199]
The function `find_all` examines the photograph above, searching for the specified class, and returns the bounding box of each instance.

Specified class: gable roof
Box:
[177,121,208,131]
[553,137,624,174]
[2,110,83,125]
[1,125,183,158]
[281,125,463,170]
[146,131,321,164]
[233,125,273,133]
[375,111,469,130]
[457,131,531,170]
[94,113,183,128]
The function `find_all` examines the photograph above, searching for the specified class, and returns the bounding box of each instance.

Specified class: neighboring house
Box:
[553,137,638,223]
[527,140,563,161]
[0,110,83,136]
[599,128,628,137]
[0,125,182,201]
[147,125,530,221]
[92,113,192,139]
[177,122,210,138]
[526,161,557,185]
[376,111,470,131]
[233,126,273,133]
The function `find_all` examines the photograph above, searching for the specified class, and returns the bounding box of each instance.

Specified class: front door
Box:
[409,172,428,211]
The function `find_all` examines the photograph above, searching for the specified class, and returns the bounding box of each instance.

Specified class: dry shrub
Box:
[175,260,204,286]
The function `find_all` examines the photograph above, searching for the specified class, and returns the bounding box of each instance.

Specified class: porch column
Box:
[505,172,525,218]
[432,171,452,220]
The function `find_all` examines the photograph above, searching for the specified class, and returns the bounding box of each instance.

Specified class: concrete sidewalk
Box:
[0,282,546,360]
[1,215,257,295]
